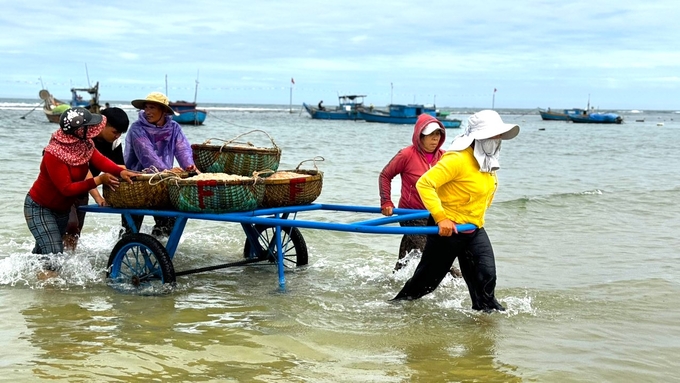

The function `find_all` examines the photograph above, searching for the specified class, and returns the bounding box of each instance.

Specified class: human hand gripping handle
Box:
[437,218,458,236]
[119,169,137,184]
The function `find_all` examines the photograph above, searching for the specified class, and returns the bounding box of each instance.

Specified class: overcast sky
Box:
[1,0,678,110]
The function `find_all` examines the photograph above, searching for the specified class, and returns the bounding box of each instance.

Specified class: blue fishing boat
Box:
[539,107,587,121]
[69,82,99,109]
[568,112,623,124]
[438,117,462,129]
[358,104,437,124]
[170,101,207,125]
[303,95,367,120]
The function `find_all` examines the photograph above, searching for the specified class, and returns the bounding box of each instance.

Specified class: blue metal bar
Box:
[122,212,139,233]
[79,203,477,290]
[353,211,431,226]
[80,204,477,235]
[165,217,188,259]
[274,219,285,290]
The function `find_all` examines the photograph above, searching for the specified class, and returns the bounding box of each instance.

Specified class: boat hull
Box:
[43,108,61,123]
[303,103,362,120]
[358,110,416,124]
[539,108,587,121]
[172,109,207,125]
[539,111,569,121]
[359,104,437,124]
[568,113,623,124]
[169,101,208,125]
[438,118,461,129]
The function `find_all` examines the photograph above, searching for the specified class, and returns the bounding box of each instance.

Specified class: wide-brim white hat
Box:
[448,110,520,151]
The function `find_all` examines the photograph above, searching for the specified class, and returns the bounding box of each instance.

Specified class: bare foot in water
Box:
[37,270,59,281]
[63,233,79,252]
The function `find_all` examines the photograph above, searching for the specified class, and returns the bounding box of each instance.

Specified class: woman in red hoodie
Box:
[24,107,135,270]
[379,113,460,275]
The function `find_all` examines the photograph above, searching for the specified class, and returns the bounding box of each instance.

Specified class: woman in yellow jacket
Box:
[392,110,519,312]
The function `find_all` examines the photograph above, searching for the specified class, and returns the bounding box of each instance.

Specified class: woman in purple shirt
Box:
[124,92,197,237]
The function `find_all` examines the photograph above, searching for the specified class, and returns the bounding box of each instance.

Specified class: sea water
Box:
[0,101,679,382]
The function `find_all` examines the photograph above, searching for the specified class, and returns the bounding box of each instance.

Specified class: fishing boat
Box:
[170,101,207,125]
[302,95,367,120]
[568,112,623,124]
[40,82,100,123]
[167,74,208,125]
[438,117,462,129]
[41,89,65,123]
[358,104,437,124]
[539,107,588,121]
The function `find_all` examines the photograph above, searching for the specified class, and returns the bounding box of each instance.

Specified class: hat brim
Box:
[83,113,103,126]
[131,99,178,116]
[86,119,106,138]
[473,123,519,141]
[448,123,520,151]
[500,124,520,140]
[448,135,474,151]
[422,122,445,136]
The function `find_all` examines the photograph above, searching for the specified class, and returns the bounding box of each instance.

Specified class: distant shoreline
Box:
[0,98,678,114]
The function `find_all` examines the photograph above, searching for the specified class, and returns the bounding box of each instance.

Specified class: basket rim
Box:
[130,172,186,181]
[167,177,259,186]
[262,170,323,185]
[191,143,281,155]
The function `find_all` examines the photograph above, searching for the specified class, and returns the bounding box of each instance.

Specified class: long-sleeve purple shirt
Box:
[124,110,195,171]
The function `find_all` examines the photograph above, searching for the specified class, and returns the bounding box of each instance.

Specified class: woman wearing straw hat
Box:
[124,92,198,237]
[25,107,136,278]
[392,110,520,312]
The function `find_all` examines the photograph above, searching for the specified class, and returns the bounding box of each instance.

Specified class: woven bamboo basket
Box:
[167,174,265,213]
[260,157,324,208]
[103,172,179,209]
[191,130,281,176]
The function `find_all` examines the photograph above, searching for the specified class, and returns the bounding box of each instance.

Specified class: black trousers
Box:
[393,217,500,311]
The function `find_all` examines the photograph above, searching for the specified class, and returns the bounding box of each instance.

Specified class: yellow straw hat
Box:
[131,92,178,115]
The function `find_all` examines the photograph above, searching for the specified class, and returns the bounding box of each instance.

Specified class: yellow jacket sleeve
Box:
[416,148,498,228]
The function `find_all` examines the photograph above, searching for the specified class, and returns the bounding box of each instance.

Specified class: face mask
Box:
[479,138,501,155]
[473,138,502,172]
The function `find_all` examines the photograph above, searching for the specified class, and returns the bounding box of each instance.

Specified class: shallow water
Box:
[1,102,679,382]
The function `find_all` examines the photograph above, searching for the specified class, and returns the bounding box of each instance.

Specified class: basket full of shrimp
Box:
[167,172,265,213]
[191,130,282,176]
[103,170,184,209]
[259,157,324,208]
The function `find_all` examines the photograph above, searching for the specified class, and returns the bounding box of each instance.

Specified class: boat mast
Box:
[390,82,393,105]
[193,70,199,104]
[85,63,91,87]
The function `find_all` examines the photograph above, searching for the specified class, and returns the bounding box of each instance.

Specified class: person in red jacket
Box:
[379,113,460,276]
[63,107,130,251]
[24,107,135,276]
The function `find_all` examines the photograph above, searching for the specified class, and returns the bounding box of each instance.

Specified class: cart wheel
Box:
[107,233,176,291]
[243,225,308,267]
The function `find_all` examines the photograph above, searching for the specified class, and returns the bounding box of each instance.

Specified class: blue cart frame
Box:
[80,203,475,291]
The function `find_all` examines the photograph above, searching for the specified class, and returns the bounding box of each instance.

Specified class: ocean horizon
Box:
[2,97,679,116]
[0,103,679,381]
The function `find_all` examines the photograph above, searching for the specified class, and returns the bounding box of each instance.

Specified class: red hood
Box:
[412,114,446,152]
